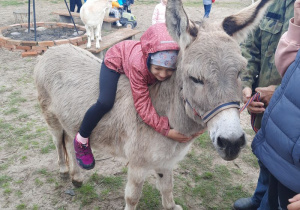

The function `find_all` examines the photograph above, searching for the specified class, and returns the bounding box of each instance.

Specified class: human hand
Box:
[255,85,276,106]
[243,87,265,114]
[288,194,300,210]
[242,87,252,104]
[192,129,206,137]
[167,129,204,143]
[294,0,300,26]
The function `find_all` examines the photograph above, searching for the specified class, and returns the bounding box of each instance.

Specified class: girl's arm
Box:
[129,69,170,136]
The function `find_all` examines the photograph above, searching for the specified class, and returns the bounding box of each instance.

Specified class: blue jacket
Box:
[252,50,300,193]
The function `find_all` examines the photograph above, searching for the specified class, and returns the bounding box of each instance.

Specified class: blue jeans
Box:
[203,4,212,18]
[251,160,270,210]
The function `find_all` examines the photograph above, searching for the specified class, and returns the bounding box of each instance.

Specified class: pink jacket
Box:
[152,1,167,25]
[275,18,300,77]
[104,23,179,136]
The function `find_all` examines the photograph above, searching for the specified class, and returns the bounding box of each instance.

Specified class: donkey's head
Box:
[166,0,273,160]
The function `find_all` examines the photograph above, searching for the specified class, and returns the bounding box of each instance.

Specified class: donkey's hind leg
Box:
[63,134,83,187]
[155,168,182,210]
[45,119,69,179]
[125,166,149,210]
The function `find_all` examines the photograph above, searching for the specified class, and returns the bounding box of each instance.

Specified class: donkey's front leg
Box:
[124,166,148,210]
[155,168,182,210]
[49,128,69,178]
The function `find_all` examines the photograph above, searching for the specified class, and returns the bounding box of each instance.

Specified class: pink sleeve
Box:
[275,18,300,77]
[129,67,170,136]
[152,6,158,25]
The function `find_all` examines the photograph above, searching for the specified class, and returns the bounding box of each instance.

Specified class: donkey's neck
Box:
[150,73,203,136]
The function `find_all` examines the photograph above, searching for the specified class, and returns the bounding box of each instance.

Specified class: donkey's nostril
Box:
[217,137,227,149]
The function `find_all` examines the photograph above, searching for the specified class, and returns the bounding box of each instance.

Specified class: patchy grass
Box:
[75,183,99,207]
[138,182,162,209]
[0,0,25,7]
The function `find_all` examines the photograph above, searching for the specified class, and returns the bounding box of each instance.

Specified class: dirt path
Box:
[0,0,258,209]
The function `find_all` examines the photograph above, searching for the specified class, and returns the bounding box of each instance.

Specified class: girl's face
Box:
[150,64,175,81]
[162,0,168,5]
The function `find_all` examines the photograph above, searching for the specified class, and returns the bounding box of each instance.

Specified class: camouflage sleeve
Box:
[240,27,262,89]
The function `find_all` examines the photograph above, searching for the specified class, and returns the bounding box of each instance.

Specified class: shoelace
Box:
[76,142,91,157]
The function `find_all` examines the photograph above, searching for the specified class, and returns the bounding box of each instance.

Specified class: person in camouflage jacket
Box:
[233,0,295,210]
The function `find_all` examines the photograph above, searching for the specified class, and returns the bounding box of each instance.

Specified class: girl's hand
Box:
[167,129,206,143]
[288,194,300,210]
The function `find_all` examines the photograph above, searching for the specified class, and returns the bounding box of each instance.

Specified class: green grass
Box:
[16,203,27,210]
[0,175,12,187]
[241,149,259,168]
[0,0,25,7]
[75,183,99,206]
[137,182,162,210]
[40,142,56,154]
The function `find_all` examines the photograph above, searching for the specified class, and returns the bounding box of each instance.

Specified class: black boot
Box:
[233,197,259,210]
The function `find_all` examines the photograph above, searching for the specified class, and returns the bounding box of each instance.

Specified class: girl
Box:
[152,0,168,25]
[74,23,196,170]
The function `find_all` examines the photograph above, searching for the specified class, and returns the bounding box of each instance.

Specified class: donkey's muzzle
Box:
[217,133,246,161]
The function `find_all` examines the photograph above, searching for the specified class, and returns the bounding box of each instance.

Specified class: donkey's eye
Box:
[190,76,204,84]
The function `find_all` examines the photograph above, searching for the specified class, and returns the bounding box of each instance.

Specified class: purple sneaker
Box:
[74,137,95,170]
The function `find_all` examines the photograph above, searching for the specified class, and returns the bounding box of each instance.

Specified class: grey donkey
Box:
[34,0,274,209]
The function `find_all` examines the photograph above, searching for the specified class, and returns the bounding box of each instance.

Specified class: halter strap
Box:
[239,92,261,133]
[184,98,240,123]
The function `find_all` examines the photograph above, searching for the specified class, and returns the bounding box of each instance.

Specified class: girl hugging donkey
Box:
[73,23,202,170]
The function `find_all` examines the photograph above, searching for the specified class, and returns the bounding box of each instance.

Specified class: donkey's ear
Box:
[166,0,198,49]
[222,0,273,43]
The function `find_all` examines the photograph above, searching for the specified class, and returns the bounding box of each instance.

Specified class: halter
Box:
[184,98,240,123]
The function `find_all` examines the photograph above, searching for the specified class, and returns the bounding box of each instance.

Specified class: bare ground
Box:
[0,0,259,209]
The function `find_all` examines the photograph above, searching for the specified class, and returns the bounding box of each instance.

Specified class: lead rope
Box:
[240,92,261,133]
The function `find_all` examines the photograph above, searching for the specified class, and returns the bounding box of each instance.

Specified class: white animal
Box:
[80,0,112,49]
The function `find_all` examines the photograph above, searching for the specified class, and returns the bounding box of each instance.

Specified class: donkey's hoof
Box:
[72,179,83,188]
[60,172,69,180]
[174,205,183,210]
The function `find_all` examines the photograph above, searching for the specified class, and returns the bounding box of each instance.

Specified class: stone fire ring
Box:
[0,22,87,57]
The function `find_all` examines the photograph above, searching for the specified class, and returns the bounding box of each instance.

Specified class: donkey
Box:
[34,0,273,209]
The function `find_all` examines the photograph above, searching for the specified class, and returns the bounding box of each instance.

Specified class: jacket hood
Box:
[140,23,179,61]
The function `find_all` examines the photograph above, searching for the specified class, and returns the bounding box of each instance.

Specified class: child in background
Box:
[203,0,212,18]
[123,0,134,13]
[111,0,123,27]
[152,0,167,25]
[73,23,201,170]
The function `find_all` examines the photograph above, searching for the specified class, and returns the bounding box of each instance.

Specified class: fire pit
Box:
[0,22,87,57]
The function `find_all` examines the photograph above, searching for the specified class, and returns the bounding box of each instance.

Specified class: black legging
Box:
[268,173,297,210]
[70,0,82,13]
[79,62,120,138]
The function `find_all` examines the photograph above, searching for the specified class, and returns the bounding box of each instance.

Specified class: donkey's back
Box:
[34,44,190,182]
[34,44,134,157]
